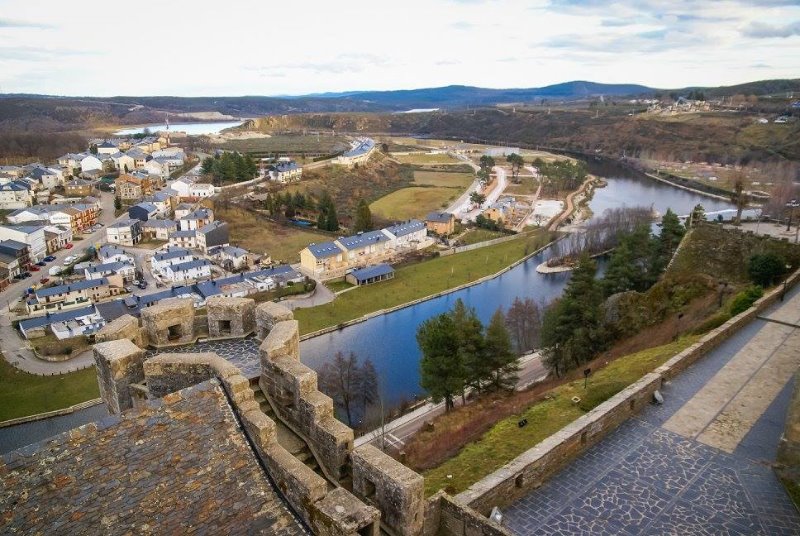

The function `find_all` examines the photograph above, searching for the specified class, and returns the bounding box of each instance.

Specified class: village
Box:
[0,126,587,355]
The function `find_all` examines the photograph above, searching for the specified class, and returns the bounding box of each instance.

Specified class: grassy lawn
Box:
[30,334,91,359]
[294,230,551,335]
[459,229,508,245]
[412,170,474,189]
[419,336,698,496]
[219,134,350,155]
[213,205,330,263]
[393,153,462,165]
[0,356,99,422]
[504,177,541,196]
[370,187,460,220]
[325,280,354,293]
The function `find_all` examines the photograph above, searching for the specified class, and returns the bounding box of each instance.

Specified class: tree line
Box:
[201,152,258,184]
[417,299,519,411]
[541,209,685,376]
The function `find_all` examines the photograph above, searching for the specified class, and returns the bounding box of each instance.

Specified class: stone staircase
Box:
[250,379,334,490]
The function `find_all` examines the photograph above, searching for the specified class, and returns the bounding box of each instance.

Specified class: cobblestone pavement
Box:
[147,336,261,377]
[504,287,800,535]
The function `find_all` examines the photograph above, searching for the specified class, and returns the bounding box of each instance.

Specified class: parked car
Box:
[29,265,40,272]
[13,274,24,280]
[48,266,63,276]
[40,278,49,284]
[65,243,74,249]
[22,272,31,278]
[124,286,132,293]
[36,261,46,267]
[63,256,75,265]
[137,281,148,289]
[44,256,56,262]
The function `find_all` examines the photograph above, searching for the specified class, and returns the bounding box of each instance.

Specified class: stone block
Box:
[144,352,238,399]
[95,314,144,347]
[206,296,256,339]
[255,301,294,339]
[312,487,380,536]
[352,444,425,536]
[93,339,145,415]
[140,297,195,347]
[260,319,300,362]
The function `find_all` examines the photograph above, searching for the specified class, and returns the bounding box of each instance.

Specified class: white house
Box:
[178,208,214,231]
[0,182,33,209]
[143,159,167,178]
[0,224,46,261]
[125,147,150,168]
[106,219,142,247]
[26,167,63,189]
[209,245,252,270]
[50,308,106,339]
[189,183,215,198]
[170,177,196,197]
[168,229,198,249]
[141,219,177,240]
[150,247,195,275]
[96,140,119,155]
[110,152,136,173]
[269,162,302,183]
[173,203,194,220]
[383,220,428,250]
[98,244,134,265]
[85,261,135,282]
[80,155,103,173]
[57,153,84,173]
[162,259,212,283]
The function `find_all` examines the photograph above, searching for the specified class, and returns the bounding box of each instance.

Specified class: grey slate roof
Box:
[18,305,100,333]
[425,211,453,223]
[349,264,394,282]
[337,230,389,250]
[168,259,211,273]
[385,219,426,238]
[306,241,343,259]
[153,248,192,261]
[35,277,109,299]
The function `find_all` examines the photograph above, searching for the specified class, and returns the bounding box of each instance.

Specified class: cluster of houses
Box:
[334,138,375,167]
[59,137,186,181]
[0,163,101,209]
[483,196,532,229]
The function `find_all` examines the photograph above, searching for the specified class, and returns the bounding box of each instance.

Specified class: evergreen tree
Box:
[484,309,519,391]
[354,199,373,233]
[450,299,486,393]
[325,200,339,231]
[417,313,463,411]
[114,196,122,211]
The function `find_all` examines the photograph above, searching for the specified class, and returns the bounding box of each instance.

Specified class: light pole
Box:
[785,199,799,233]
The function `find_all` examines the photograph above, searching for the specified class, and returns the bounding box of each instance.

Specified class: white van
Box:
[62,256,75,265]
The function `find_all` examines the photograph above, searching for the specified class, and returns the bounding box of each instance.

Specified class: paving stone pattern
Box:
[0,380,308,535]
[147,336,261,376]
[504,289,800,535]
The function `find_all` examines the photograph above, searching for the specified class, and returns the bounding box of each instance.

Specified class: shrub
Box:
[693,312,731,335]
[729,285,764,316]
[748,253,787,287]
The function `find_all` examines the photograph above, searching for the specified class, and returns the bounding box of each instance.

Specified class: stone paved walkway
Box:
[146,336,261,377]
[504,286,800,535]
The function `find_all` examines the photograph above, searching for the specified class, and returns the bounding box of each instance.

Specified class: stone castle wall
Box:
[140,297,196,346]
[93,339,145,415]
[207,296,255,339]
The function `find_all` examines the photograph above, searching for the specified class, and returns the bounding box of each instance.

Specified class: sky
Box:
[0,0,798,97]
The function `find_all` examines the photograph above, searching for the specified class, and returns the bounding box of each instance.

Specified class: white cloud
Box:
[0,0,796,95]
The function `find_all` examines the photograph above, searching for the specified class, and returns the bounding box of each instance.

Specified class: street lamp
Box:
[785,199,799,232]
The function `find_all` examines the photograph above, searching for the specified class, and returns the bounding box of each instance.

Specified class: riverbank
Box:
[296,230,557,338]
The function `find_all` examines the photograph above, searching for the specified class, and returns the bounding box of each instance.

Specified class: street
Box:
[355,351,547,451]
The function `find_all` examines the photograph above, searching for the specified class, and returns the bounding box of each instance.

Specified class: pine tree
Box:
[354,199,373,233]
[417,313,463,411]
[484,309,519,390]
[450,299,486,393]
[325,201,339,231]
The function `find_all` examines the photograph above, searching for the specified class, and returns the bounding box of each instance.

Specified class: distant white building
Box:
[106,219,142,247]
[80,155,104,173]
[98,244,133,265]
[85,261,135,282]
[189,183,215,198]
[150,247,195,276]
[0,182,33,209]
[162,258,212,283]
[0,224,46,261]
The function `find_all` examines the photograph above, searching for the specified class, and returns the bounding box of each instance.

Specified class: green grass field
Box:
[370,187,459,220]
[421,336,698,495]
[294,231,551,335]
[412,170,474,189]
[458,229,507,245]
[0,357,99,422]
[219,134,350,155]
[214,205,330,263]
[393,153,462,165]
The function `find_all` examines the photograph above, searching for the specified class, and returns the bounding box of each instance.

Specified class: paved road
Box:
[356,352,547,451]
[503,285,800,535]
[0,190,119,375]
[285,279,334,310]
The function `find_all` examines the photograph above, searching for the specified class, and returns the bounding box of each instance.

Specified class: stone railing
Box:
[455,267,800,516]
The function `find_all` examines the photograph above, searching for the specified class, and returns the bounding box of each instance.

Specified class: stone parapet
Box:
[256,301,294,339]
[95,314,145,347]
[352,444,425,536]
[261,319,300,362]
[140,297,195,347]
[93,339,145,415]
[312,488,380,536]
[207,296,256,339]
[424,492,510,536]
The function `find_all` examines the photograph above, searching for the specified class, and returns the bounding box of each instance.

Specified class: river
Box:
[0,159,737,450]
[299,159,737,408]
[114,121,244,136]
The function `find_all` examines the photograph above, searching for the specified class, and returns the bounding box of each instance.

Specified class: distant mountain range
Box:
[1,78,798,133]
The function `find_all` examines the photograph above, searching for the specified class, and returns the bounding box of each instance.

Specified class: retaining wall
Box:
[455,266,800,515]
